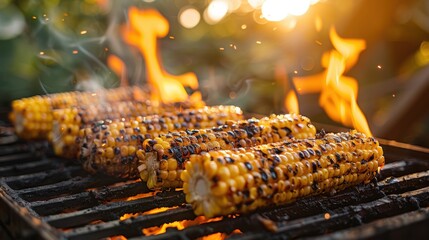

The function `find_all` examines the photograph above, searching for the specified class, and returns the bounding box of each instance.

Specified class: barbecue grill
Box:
[1,123,428,240]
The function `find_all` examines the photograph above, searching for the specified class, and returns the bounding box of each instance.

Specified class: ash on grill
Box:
[0,127,429,240]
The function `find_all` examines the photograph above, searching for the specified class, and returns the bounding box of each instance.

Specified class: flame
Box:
[285,91,299,114]
[202,229,242,240]
[117,194,239,239]
[142,216,222,236]
[107,54,128,87]
[123,7,199,104]
[285,27,372,136]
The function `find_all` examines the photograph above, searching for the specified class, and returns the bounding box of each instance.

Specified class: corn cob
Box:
[137,114,316,189]
[79,105,243,178]
[181,130,385,218]
[51,99,204,158]
[10,86,149,140]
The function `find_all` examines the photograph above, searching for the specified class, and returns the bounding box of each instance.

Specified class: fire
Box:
[122,7,200,104]
[201,229,242,240]
[285,27,372,136]
[120,207,177,221]
[142,216,222,237]
[118,193,238,239]
[107,54,127,87]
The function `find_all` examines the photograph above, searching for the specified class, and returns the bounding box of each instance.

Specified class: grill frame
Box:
[1,127,429,240]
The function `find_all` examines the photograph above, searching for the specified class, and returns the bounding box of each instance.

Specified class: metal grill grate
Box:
[1,130,429,240]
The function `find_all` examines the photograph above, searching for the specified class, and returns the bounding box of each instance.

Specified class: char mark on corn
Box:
[10,86,149,140]
[52,99,204,158]
[137,113,316,189]
[181,130,384,218]
[79,105,243,178]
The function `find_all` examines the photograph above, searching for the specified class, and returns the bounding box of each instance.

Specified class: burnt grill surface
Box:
[0,130,429,240]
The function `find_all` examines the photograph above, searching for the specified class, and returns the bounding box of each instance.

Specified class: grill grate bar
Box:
[0,153,38,167]
[1,135,429,240]
[0,141,47,156]
[44,191,184,228]
[227,187,429,240]
[379,160,429,179]
[308,206,429,240]
[15,176,121,201]
[57,167,429,239]
[31,181,146,216]
[261,170,429,222]
[131,177,429,240]
[63,206,196,240]
[0,158,55,177]
[5,165,83,190]
[132,216,249,240]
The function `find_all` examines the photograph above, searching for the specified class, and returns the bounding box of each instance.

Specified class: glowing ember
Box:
[142,216,223,236]
[199,229,242,240]
[120,207,177,221]
[123,7,200,104]
[285,27,372,136]
[106,236,127,240]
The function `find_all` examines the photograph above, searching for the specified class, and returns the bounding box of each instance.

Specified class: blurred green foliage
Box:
[0,0,428,146]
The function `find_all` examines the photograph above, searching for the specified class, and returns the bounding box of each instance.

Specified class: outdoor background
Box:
[0,0,428,147]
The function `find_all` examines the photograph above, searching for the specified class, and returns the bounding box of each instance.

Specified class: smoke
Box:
[29,4,122,94]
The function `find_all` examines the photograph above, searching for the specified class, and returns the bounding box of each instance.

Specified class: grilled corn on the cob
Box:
[51,100,204,158]
[79,105,243,178]
[138,114,316,189]
[10,86,148,140]
[181,130,384,218]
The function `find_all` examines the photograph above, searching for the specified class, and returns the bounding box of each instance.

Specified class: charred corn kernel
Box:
[182,130,385,218]
[80,105,243,178]
[138,113,316,189]
[51,97,205,159]
[10,86,150,140]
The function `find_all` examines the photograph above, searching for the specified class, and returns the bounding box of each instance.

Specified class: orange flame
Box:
[285,27,372,136]
[122,7,199,104]
[107,54,128,87]
[117,195,239,239]
[202,229,242,240]
[142,216,222,237]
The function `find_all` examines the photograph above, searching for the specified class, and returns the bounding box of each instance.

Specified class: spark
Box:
[169,36,175,39]
[315,40,322,45]
[39,51,45,55]
[256,41,262,44]
[377,65,382,69]
[392,94,396,98]
[72,50,78,54]
[80,30,88,35]
[32,16,37,20]
[104,48,109,51]
[241,24,247,30]
[294,70,298,74]
[324,213,331,220]
[219,47,225,51]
